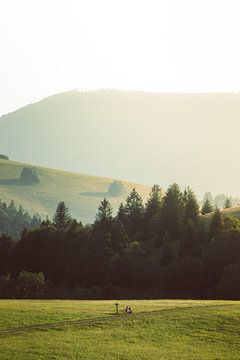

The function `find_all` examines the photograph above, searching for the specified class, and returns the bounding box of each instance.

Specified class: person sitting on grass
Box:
[125,306,132,314]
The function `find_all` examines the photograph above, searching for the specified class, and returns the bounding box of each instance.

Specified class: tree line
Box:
[0,200,41,239]
[1,184,240,299]
[202,192,240,210]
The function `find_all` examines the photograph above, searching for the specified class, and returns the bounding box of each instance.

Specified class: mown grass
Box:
[0,300,239,359]
[0,159,150,222]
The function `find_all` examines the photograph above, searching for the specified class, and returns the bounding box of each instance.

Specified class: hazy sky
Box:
[1,0,240,116]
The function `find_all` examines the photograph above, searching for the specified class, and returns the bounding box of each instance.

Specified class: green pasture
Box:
[0,300,239,359]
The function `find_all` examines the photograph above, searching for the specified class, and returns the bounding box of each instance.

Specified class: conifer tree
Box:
[53,201,71,229]
[145,185,162,218]
[94,198,113,229]
[201,198,214,215]
[183,187,199,225]
[145,185,162,235]
[116,203,127,224]
[124,188,144,235]
[161,183,183,241]
[224,198,232,209]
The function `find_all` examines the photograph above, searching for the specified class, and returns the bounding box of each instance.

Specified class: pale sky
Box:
[1,0,240,116]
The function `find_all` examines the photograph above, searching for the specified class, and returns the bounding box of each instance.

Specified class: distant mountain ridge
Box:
[1,90,240,196]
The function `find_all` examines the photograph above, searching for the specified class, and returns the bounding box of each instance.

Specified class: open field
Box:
[0,159,150,223]
[0,300,239,359]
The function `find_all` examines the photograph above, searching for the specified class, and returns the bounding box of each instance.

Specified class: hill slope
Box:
[1,90,240,196]
[0,159,150,223]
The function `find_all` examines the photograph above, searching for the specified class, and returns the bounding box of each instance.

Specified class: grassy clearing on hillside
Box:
[0,300,239,359]
[203,206,240,220]
[0,160,150,223]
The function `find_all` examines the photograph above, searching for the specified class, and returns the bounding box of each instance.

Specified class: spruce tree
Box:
[124,188,144,235]
[94,198,113,229]
[161,183,183,241]
[116,203,127,224]
[201,198,214,215]
[224,198,232,209]
[145,185,162,218]
[145,184,162,235]
[53,201,71,229]
[203,192,213,205]
[183,187,199,225]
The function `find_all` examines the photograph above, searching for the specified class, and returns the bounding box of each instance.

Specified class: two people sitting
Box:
[125,306,132,314]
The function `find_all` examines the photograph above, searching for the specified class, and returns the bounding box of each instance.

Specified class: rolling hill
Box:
[0,159,150,223]
[1,90,240,196]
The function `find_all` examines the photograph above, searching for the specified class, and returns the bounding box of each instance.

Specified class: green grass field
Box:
[0,159,150,223]
[0,299,239,359]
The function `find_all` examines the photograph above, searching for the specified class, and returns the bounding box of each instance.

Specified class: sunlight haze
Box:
[1,0,240,115]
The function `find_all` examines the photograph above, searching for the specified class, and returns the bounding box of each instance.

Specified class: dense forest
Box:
[1,184,240,300]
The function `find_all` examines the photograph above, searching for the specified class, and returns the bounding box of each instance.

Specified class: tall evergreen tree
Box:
[201,198,214,215]
[145,185,162,217]
[224,198,232,209]
[124,188,144,236]
[145,185,162,235]
[203,192,214,205]
[161,183,183,241]
[183,187,199,225]
[53,201,71,229]
[116,203,127,223]
[94,198,113,230]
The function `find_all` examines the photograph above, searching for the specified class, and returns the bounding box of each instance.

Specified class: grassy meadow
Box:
[0,299,239,359]
[0,159,150,223]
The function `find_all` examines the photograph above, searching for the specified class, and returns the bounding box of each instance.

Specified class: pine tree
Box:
[53,201,71,229]
[183,187,199,224]
[145,184,162,235]
[124,188,144,235]
[203,192,213,205]
[224,198,232,209]
[161,183,183,241]
[94,198,113,228]
[145,185,162,217]
[116,203,127,224]
[201,198,214,215]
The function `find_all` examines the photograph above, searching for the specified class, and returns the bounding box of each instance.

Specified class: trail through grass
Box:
[0,300,239,359]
